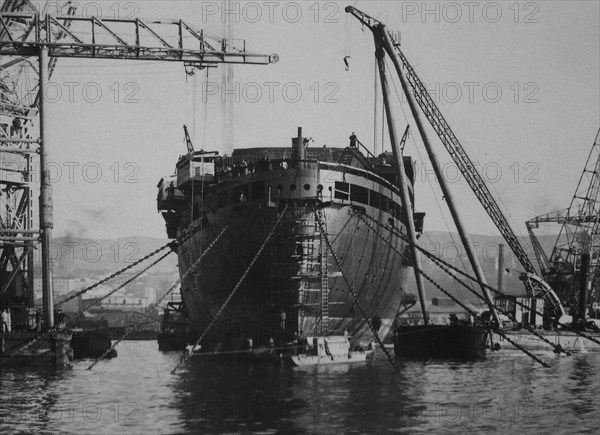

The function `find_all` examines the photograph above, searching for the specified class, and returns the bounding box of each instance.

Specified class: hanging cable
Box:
[384,55,469,302]
[373,58,379,156]
[202,67,209,150]
[343,12,352,70]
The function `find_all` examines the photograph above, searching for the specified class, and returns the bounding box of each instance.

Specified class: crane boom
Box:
[0,12,278,66]
[183,125,194,154]
[346,6,536,277]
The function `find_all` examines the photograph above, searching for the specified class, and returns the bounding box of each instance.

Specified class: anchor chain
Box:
[87,226,229,370]
[392,225,571,356]
[417,235,600,348]
[57,243,173,306]
[420,264,550,368]
[80,251,174,313]
[57,226,198,307]
[171,205,289,374]
[0,332,50,364]
[3,229,193,363]
[314,208,399,371]
[354,211,552,368]
[563,328,600,347]
[428,253,570,356]
[355,210,480,317]
[357,211,600,348]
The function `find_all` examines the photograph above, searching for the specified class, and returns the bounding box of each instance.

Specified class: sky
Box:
[27,0,599,241]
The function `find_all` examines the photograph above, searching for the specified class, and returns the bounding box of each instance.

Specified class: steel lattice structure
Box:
[0,1,276,324]
[0,0,50,310]
[527,129,600,308]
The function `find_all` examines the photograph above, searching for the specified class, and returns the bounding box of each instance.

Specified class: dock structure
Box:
[492,330,600,354]
[0,331,72,366]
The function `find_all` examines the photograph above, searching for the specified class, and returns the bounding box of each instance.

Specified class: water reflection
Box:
[0,343,598,434]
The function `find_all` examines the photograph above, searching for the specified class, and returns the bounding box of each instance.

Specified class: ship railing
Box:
[209,158,410,218]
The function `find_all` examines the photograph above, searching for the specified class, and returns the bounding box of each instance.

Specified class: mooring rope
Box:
[171,205,289,374]
[86,226,229,370]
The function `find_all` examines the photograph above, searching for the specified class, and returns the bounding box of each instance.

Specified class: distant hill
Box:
[33,235,178,277]
[39,231,559,304]
[417,231,558,302]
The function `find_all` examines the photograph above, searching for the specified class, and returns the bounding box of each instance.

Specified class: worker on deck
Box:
[371,315,382,333]
[1,309,7,333]
[349,132,357,148]
[10,118,22,137]
[280,310,287,332]
[167,181,175,199]
[1,308,11,333]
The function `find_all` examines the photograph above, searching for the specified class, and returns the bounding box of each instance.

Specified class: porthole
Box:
[303,184,310,191]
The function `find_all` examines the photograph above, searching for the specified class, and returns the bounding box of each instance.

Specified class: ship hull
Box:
[394,325,487,360]
[164,157,414,350]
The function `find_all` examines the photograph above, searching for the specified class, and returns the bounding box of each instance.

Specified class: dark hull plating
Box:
[394,325,487,360]
[164,158,413,350]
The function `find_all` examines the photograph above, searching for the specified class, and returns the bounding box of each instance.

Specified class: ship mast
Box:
[374,44,429,324]
[347,6,501,325]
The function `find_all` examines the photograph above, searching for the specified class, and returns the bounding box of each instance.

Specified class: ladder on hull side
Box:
[295,213,329,336]
[315,210,330,335]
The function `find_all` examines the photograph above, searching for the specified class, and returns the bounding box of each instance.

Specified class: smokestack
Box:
[292,127,304,161]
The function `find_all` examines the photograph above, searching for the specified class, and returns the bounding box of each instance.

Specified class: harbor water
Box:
[0,341,598,434]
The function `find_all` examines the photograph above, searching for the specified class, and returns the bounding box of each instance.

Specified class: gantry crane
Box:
[0,2,276,328]
[346,6,564,318]
[527,128,600,316]
[0,0,77,319]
